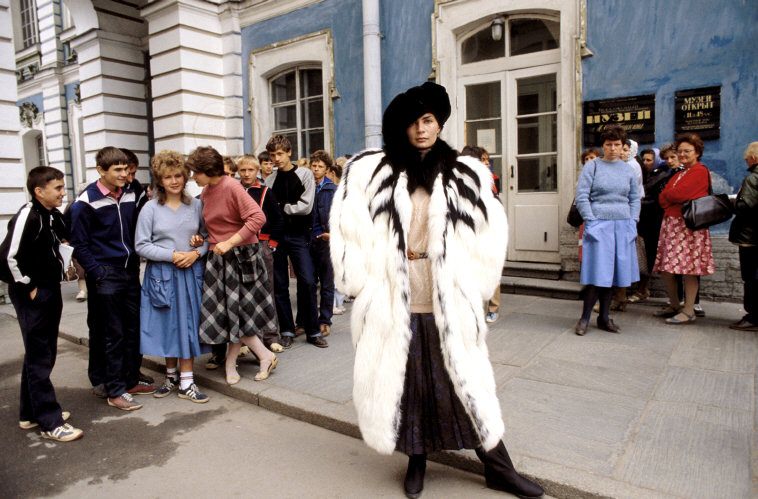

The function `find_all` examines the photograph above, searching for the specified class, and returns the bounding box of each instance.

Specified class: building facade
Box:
[2,0,756,300]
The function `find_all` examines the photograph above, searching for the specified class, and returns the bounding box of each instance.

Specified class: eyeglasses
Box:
[677,149,695,154]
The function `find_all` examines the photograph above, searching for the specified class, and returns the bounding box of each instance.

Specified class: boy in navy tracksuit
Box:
[70,147,155,411]
[309,150,337,336]
[0,167,83,441]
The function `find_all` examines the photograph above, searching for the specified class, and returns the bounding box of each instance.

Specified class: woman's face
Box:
[663,151,679,168]
[641,153,656,172]
[582,152,598,164]
[406,113,441,151]
[677,142,699,168]
[602,140,624,161]
[160,168,186,195]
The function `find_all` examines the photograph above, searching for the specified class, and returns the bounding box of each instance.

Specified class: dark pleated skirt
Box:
[395,313,480,455]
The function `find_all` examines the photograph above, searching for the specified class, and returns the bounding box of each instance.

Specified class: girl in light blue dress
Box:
[136,150,210,403]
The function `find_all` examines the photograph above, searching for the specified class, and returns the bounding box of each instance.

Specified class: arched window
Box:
[460,15,559,64]
[269,66,324,158]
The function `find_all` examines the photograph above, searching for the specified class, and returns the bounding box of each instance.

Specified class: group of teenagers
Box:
[2,136,345,444]
[3,80,550,498]
[573,125,758,336]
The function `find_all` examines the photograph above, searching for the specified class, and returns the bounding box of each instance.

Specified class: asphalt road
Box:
[0,313,513,498]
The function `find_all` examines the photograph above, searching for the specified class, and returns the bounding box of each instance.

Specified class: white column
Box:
[40,72,70,174]
[0,0,27,235]
[362,0,382,149]
[70,29,150,175]
[142,0,240,155]
[36,0,62,68]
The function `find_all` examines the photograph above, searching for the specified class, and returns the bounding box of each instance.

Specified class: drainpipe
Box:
[362,0,382,149]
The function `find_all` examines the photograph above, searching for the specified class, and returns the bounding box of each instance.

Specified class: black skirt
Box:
[395,313,480,455]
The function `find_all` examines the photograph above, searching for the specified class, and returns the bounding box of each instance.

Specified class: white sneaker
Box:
[333,306,345,315]
[41,423,83,442]
[485,312,499,323]
[76,290,87,302]
[20,411,70,430]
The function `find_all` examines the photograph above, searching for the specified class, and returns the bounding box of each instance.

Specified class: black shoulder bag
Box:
[681,169,733,230]
[567,161,597,228]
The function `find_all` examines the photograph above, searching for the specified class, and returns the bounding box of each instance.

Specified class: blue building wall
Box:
[240,0,435,157]
[241,0,363,157]
[16,92,44,114]
[583,0,758,193]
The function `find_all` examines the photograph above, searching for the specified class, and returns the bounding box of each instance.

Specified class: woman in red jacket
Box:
[652,133,715,323]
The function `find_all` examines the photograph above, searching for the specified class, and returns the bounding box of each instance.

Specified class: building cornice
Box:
[238,0,323,27]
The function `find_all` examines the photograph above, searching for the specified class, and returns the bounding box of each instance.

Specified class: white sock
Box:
[180,372,193,390]
[166,367,178,381]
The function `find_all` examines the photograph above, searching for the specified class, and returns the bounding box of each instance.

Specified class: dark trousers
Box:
[273,232,320,338]
[9,283,64,431]
[740,246,758,323]
[310,238,334,326]
[86,266,141,397]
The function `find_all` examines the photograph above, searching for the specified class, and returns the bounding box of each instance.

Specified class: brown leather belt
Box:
[407,250,428,260]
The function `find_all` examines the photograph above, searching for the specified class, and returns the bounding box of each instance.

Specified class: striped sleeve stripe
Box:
[7,204,32,285]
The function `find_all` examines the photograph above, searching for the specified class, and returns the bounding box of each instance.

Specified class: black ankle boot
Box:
[404,454,426,498]
[475,442,544,498]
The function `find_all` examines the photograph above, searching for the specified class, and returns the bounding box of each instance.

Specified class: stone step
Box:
[503,261,562,280]
[500,275,583,300]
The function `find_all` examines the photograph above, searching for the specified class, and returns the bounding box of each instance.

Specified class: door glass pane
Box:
[517,74,556,114]
[274,105,296,130]
[517,155,557,192]
[301,98,324,128]
[461,26,505,64]
[517,115,557,154]
[271,71,296,103]
[509,18,559,56]
[465,82,500,120]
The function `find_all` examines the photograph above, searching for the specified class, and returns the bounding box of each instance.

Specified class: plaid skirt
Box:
[653,215,715,276]
[199,243,278,344]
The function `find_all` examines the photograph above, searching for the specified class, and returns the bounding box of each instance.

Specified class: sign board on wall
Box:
[583,94,655,146]
[675,86,720,140]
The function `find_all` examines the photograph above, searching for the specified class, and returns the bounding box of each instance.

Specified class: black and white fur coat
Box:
[329,140,508,454]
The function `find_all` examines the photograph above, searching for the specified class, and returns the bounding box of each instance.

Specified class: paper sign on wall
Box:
[476,129,497,154]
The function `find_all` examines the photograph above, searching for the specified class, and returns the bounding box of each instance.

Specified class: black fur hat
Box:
[382,82,451,149]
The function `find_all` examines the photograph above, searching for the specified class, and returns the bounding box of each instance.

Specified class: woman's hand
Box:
[213,240,234,255]
[189,234,205,247]
[173,250,199,268]
[317,232,330,242]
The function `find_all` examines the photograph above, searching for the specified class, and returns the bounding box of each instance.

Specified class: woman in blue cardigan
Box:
[574,125,641,335]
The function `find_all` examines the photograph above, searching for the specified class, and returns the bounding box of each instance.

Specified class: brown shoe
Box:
[729,319,758,331]
[307,337,329,348]
[597,318,620,333]
[320,324,331,337]
[127,382,157,395]
[574,319,588,336]
[107,393,143,411]
[294,326,306,337]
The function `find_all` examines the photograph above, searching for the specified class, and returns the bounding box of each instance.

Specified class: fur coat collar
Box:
[330,141,508,454]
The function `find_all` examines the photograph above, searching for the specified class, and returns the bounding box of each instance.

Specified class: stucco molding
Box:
[238,0,323,28]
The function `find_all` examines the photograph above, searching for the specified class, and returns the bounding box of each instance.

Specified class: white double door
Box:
[459,63,561,263]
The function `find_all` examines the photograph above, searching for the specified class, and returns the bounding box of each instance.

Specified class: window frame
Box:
[19,0,39,49]
[249,30,334,156]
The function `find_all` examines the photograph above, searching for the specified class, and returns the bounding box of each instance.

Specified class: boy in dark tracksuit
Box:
[0,167,83,441]
[70,147,155,411]
[308,150,337,337]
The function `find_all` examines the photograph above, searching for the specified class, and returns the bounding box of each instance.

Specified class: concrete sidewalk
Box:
[3,281,755,498]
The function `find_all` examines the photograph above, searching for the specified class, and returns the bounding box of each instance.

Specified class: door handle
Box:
[544,232,547,242]
[510,165,514,178]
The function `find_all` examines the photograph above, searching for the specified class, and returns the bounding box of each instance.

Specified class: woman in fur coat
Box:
[330,82,543,499]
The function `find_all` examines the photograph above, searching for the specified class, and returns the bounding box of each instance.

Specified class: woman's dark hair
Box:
[96,146,129,171]
[461,145,488,162]
[599,125,627,145]
[675,133,704,159]
[27,166,64,196]
[640,148,655,159]
[186,146,225,177]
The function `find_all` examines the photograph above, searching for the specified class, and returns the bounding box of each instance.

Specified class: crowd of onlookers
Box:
[0,134,347,441]
[572,126,758,336]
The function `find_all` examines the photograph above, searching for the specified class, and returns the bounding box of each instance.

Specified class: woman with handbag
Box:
[187,146,280,384]
[652,133,715,324]
[574,125,640,335]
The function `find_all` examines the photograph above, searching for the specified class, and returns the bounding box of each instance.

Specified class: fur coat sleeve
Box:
[330,147,508,454]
